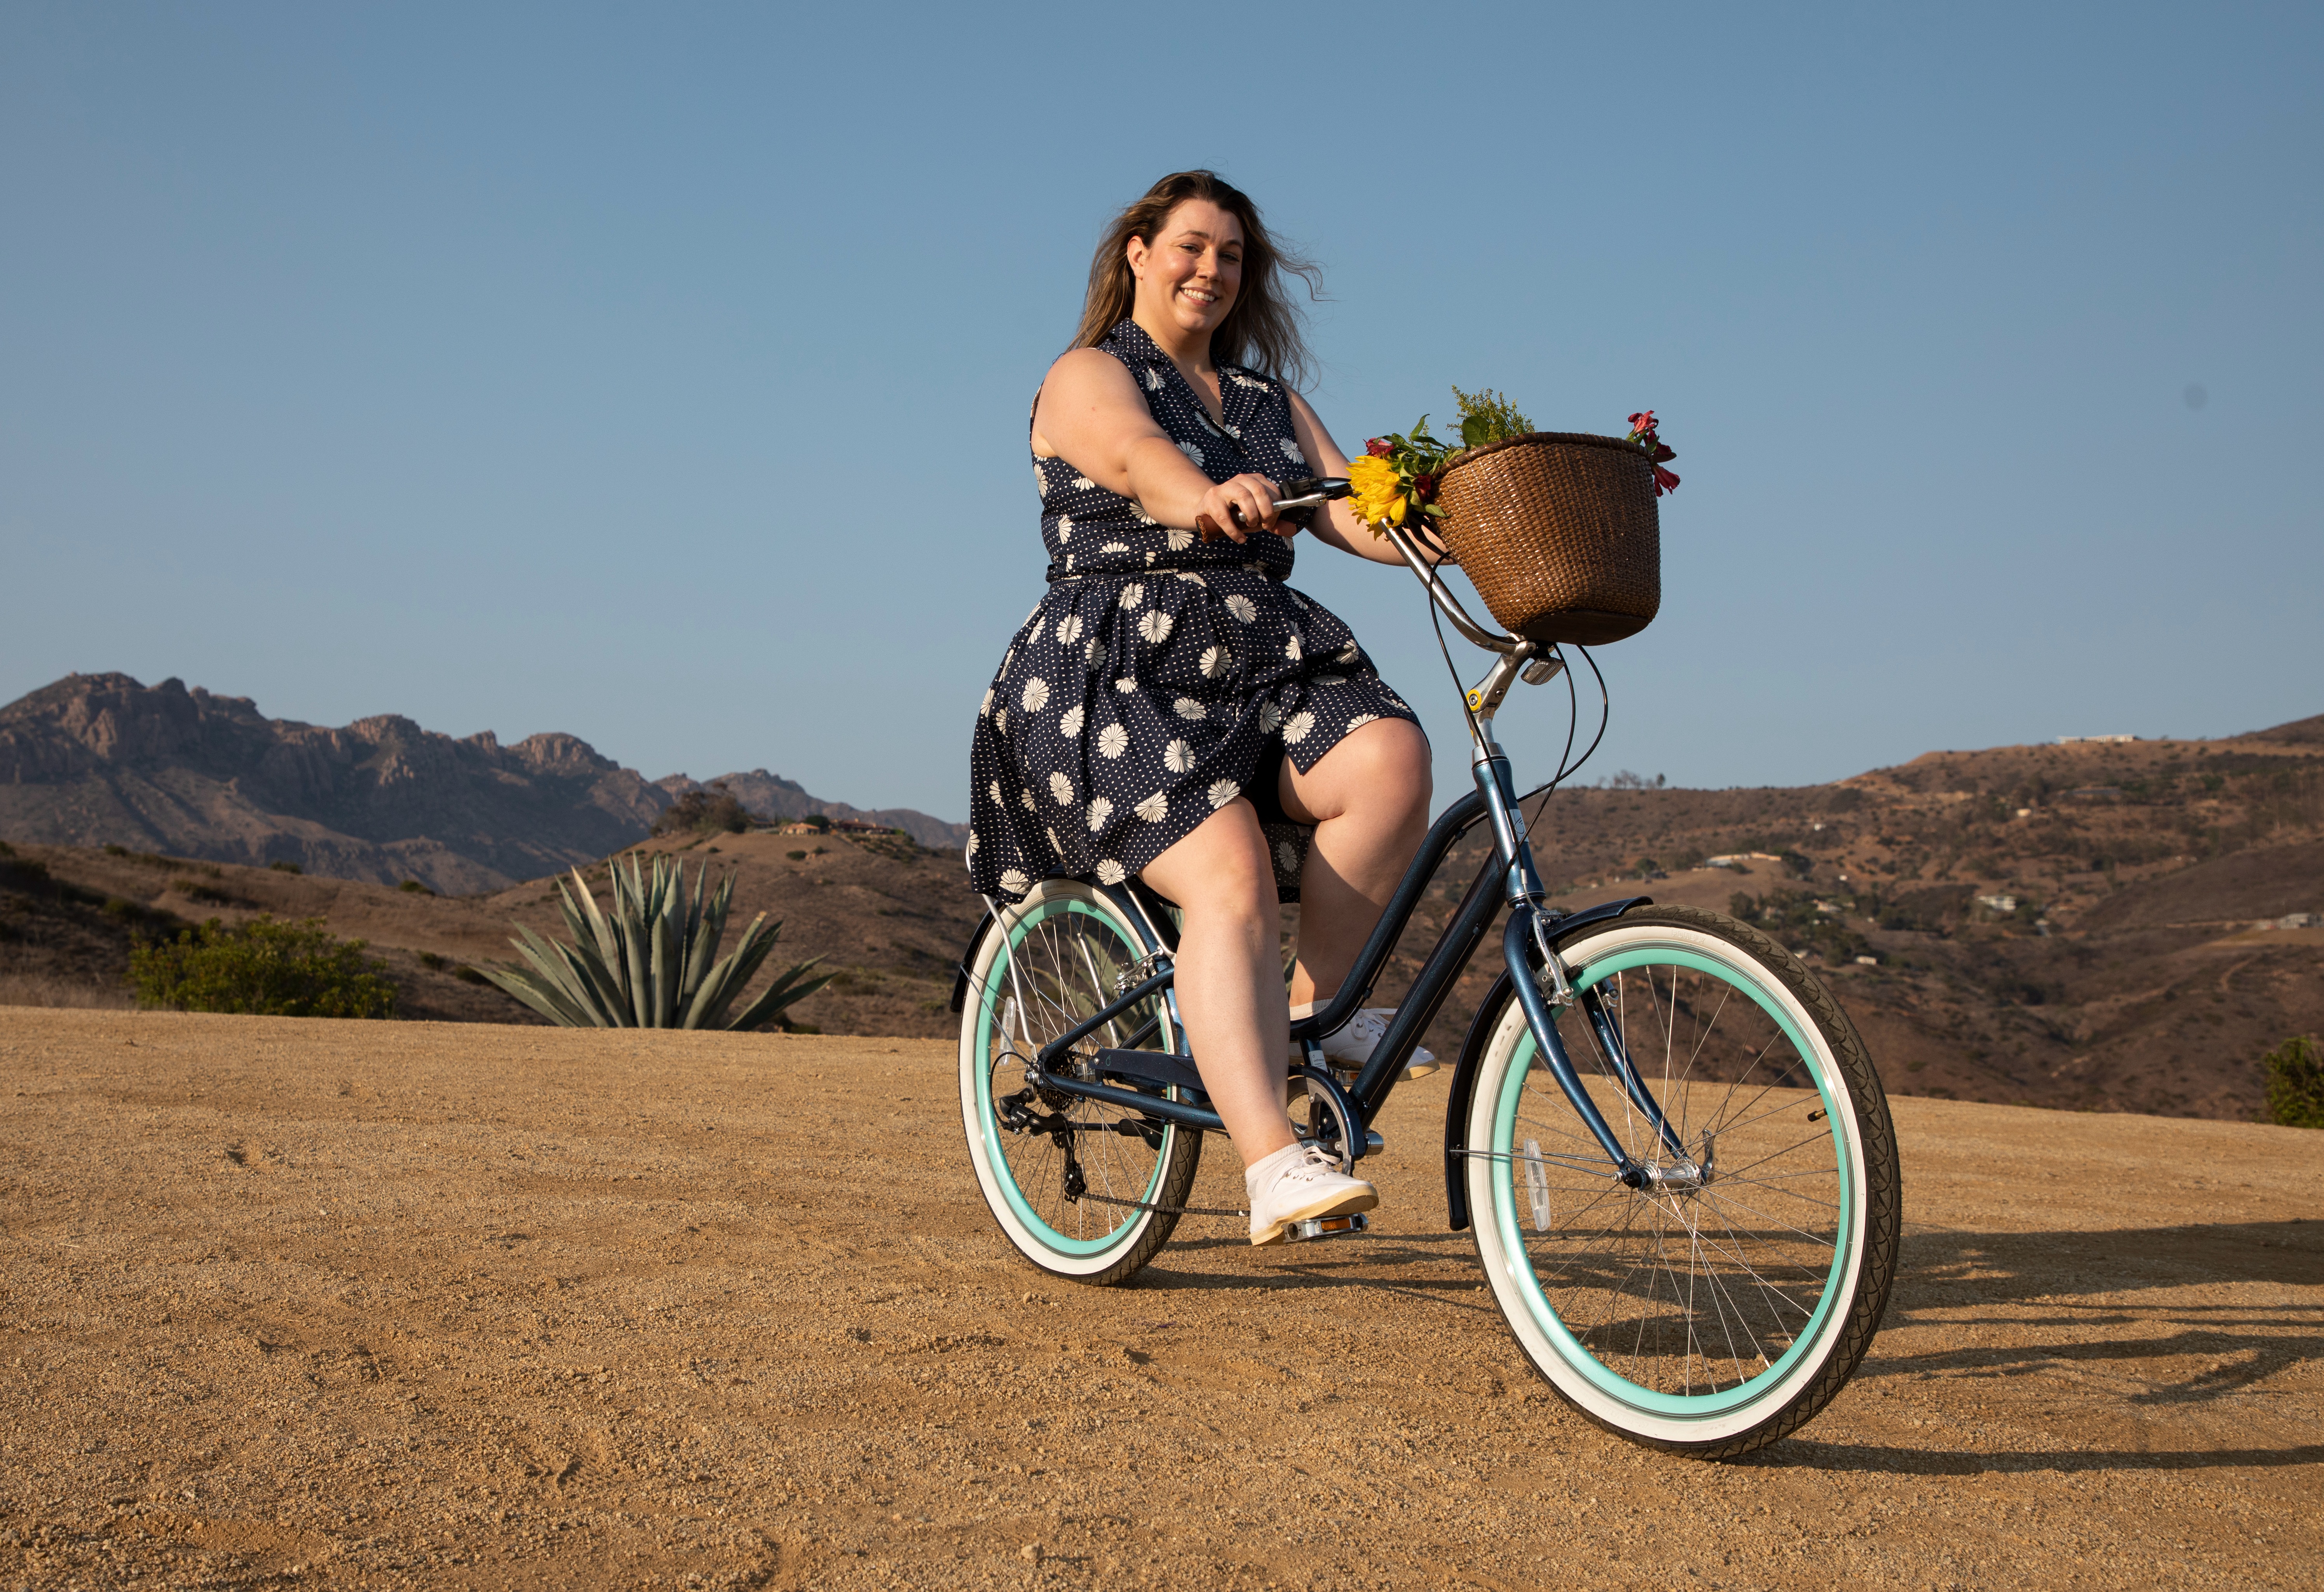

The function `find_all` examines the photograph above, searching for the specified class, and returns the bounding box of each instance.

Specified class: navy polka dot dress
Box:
[967,319,1422,905]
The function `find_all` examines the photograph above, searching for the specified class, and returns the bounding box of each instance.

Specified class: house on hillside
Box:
[2057,734,2137,745]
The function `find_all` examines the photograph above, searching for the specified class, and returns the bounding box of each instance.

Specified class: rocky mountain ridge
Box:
[0,673,962,892]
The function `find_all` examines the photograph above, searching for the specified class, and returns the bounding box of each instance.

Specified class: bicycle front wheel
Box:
[959,880,1201,1286]
[1464,905,1900,1455]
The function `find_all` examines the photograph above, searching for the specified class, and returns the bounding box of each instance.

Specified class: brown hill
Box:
[6,712,2319,1122]
[653,769,970,851]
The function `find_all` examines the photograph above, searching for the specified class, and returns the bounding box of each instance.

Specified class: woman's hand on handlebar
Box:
[1195,474,1288,543]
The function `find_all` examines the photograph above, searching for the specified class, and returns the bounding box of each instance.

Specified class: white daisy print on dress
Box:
[1095,859,1128,885]
[1132,504,1158,526]
[1119,584,1145,609]
[1072,474,1095,491]
[979,688,994,717]
[1114,677,1136,693]
[1138,610,1173,644]
[1058,704,1084,737]
[1172,698,1207,721]
[1046,826,1063,855]
[1097,723,1130,758]
[1275,841,1301,877]
[1279,437,1306,465]
[1314,674,1346,687]
[1199,645,1231,679]
[988,779,1004,806]
[1101,541,1131,556]
[1055,614,1083,645]
[1049,771,1075,806]
[1035,464,1050,498]
[1173,572,1205,586]
[1163,739,1193,774]
[1021,677,1050,713]
[1086,796,1113,831]
[1165,528,1194,552]
[1336,641,1361,664]
[1206,778,1241,810]
[1134,791,1169,823]
[1285,634,1303,662]
[966,831,979,857]
[1259,700,1283,733]
[999,867,1031,895]
[1177,441,1204,469]
[1145,368,1164,392]
[1056,514,1073,543]
[1084,639,1101,664]
[1225,593,1257,623]
[1020,788,1038,812]
[1282,710,1316,745]
[995,708,1008,733]
[1347,713,1379,730]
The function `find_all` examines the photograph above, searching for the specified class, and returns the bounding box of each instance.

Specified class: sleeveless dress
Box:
[966,319,1421,905]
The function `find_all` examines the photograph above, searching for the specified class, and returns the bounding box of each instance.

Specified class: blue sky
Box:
[3,2,2317,821]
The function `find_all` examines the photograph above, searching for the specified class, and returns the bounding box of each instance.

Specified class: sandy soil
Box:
[2,1008,2320,1590]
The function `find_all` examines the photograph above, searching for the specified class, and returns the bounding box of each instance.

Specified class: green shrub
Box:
[654,783,751,837]
[270,859,303,874]
[417,951,447,970]
[398,879,432,895]
[2262,1035,2324,1129]
[103,843,129,857]
[129,916,398,1019]
[452,965,488,986]
[787,850,808,861]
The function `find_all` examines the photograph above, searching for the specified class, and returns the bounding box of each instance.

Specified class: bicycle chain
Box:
[1072,1189,1249,1219]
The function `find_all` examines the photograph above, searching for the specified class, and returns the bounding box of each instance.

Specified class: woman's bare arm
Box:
[1283,390,1449,566]
[1032,349,1287,543]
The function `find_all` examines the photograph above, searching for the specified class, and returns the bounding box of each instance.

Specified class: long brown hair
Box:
[1069,170,1323,387]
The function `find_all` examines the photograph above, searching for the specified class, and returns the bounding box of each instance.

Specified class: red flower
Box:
[1652,443,1675,463]
[1412,472,1439,503]
[1365,437,1394,458]
[1652,465,1681,496]
[1627,410,1656,433]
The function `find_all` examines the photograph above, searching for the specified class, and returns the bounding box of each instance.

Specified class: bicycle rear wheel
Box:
[1464,905,1900,1455]
[958,880,1201,1285]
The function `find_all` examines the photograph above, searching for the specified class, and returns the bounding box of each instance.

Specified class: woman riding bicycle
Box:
[966,169,1440,1245]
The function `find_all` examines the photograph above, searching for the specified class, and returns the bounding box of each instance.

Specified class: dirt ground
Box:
[2,1009,2320,1590]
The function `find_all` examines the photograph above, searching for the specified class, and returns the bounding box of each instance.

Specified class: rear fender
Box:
[1440,895,1651,1230]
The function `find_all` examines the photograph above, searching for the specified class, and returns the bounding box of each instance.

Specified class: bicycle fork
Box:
[1468,667,1694,1190]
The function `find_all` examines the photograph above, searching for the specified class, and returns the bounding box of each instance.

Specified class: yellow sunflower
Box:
[1345,454,1409,531]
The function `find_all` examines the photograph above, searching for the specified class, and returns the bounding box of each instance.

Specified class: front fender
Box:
[1439,895,1651,1230]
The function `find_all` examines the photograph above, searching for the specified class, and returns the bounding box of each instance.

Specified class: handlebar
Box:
[1224,475,1524,656]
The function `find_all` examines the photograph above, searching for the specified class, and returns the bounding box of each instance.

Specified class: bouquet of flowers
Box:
[1343,388,1679,533]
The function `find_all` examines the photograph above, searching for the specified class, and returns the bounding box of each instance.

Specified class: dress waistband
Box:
[1046,562,1274,585]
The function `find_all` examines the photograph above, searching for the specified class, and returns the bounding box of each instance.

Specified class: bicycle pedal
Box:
[1282,1212,1370,1243]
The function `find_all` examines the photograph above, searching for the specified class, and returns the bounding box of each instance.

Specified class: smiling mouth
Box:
[1179,286,1220,308]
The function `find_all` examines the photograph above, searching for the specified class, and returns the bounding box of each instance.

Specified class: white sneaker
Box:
[1294,1007,1439,1080]
[1245,1142,1379,1247]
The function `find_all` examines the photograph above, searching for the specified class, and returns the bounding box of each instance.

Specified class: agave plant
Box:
[481,853,831,1029]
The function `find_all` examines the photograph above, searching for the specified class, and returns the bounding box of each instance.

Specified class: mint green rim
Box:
[974,895,1170,1257]
[1491,942,1854,1418]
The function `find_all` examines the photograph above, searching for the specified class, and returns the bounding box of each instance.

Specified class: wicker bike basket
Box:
[1431,432,1662,646]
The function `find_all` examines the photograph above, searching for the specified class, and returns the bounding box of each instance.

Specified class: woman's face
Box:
[1127,199,1244,341]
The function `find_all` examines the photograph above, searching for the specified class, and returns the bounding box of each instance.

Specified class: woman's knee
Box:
[1140,800,1278,923]
[1295,719,1431,826]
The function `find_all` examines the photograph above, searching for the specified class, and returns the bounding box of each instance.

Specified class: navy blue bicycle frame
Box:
[1017,739,1687,1186]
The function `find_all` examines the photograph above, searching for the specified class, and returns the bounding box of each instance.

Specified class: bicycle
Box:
[951,480,1901,1456]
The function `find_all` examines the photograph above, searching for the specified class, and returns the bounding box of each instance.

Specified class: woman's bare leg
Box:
[1280,718,1433,1009]
[1137,800,1297,1168]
